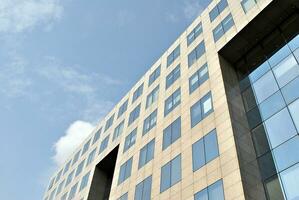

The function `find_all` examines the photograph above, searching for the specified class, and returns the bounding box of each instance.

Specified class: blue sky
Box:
[0,0,211,199]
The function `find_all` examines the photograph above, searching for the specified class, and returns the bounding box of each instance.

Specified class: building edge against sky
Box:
[44,0,299,200]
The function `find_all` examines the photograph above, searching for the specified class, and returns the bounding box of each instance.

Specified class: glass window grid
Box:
[104,114,115,131]
[190,91,214,128]
[194,179,225,200]
[81,139,91,156]
[118,192,128,200]
[167,45,180,67]
[113,120,125,141]
[118,100,128,118]
[79,171,90,191]
[134,175,152,200]
[148,66,161,86]
[118,157,133,185]
[72,150,81,166]
[92,128,102,145]
[162,117,181,150]
[75,159,85,177]
[123,128,137,153]
[209,0,228,22]
[138,139,155,169]
[189,63,209,93]
[128,104,141,125]
[132,84,144,103]
[239,36,299,199]
[65,170,75,187]
[188,41,206,67]
[68,182,78,200]
[241,0,257,13]
[166,64,180,89]
[160,154,181,193]
[213,14,235,42]
[192,129,219,171]
[187,23,203,46]
[164,88,181,116]
[86,148,96,165]
[146,85,159,108]
[56,179,65,195]
[55,170,63,184]
[143,109,157,135]
[63,160,72,175]
[99,135,110,154]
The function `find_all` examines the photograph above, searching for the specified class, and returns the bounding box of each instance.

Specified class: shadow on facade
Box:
[218,0,299,199]
[87,146,119,200]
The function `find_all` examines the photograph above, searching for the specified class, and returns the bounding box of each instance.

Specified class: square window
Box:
[273,136,299,172]
[259,91,285,120]
[280,163,299,200]
[252,71,279,103]
[265,108,297,148]
[251,124,270,157]
[281,76,299,104]
[213,24,224,42]
[273,54,299,87]
[264,176,284,200]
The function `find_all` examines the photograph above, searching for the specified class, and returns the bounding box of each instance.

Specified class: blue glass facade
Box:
[240,34,299,200]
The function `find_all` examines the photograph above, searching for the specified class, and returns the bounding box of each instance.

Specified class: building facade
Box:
[44,0,299,199]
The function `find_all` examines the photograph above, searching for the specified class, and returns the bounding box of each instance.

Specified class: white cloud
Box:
[52,120,95,166]
[0,0,63,33]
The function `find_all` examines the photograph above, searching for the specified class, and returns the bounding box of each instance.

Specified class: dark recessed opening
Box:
[88,146,119,200]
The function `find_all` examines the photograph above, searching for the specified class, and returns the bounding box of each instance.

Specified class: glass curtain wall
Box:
[239,34,299,200]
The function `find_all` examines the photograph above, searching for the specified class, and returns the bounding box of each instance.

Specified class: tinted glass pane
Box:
[252,71,279,103]
[188,49,197,67]
[209,6,219,22]
[246,106,262,129]
[160,163,171,192]
[272,54,299,87]
[281,76,299,104]
[208,180,224,200]
[146,140,155,163]
[201,93,213,117]
[143,176,152,200]
[273,136,299,172]
[242,86,257,112]
[213,24,224,42]
[194,188,208,200]
[251,124,270,156]
[218,0,228,12]
[259,91,285,120]
[138,147,147,168]
[222,14,234,32]
[249,61,271,83]
[191,100,202,128]
[172,118,181,144]
[134,180,143,200]
[163,126,172,150]
[171,155,181,186]
[241,0,256,13]
[265,108,297,148]
[257,152,277,180]
[189,73,199,93]
[205,130,219,163]
[268,45,291,68]
[264,175,284,200]
[280,163,299,200]
[192,139,205,171]
[289,99,299,130]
